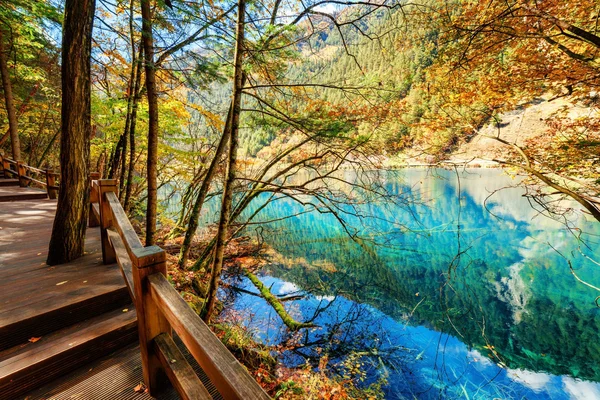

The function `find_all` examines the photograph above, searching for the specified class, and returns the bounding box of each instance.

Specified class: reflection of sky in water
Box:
[229,275,600,399]
[203,168,600,399]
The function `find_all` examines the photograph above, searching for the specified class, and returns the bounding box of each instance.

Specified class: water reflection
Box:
[218,168,600,399]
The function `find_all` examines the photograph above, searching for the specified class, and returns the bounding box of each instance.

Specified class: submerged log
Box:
[243,270,316,332]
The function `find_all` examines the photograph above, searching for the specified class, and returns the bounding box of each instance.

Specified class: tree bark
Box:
[141,0,159,245]
[47,0,95,265]
[124,44,144,212]
[204,0,246,322]
[0,29,21,160]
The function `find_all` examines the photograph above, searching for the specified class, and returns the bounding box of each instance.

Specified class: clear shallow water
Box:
[180,168,600,398]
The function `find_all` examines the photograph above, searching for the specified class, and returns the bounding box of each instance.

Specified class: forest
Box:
[1,0,599,398]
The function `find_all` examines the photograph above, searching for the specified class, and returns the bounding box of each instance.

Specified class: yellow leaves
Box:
[182,102,224,130]
[104,49,128,67]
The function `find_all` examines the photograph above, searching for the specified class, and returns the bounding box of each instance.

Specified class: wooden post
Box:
[88,172,101,227]
[0,152,4,177]
[98,179,118,264]
[2,158,9,177]
[16,161,26,187]
[132,247,171,395]
[45,169,58,199]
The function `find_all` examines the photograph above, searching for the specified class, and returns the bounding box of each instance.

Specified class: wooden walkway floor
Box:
[0,184,47,202]
[0,182,212,399]
[0,197,131,350]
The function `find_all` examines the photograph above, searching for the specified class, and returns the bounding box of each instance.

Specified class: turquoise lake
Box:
[173,168,600,399]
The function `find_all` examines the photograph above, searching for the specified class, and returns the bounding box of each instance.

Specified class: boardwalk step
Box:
[0,307,137,399]
[0,192,47,202]
[0,179,19,187]
[0,268,132,351]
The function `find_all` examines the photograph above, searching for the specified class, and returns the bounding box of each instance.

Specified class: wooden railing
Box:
[90,178,270,399]
[0,152,59,199]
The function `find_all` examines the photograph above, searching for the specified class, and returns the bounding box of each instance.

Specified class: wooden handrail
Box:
[90,178,270,399]
[0,153,59,199]
[106,228,135,301]
[149,273,270,399]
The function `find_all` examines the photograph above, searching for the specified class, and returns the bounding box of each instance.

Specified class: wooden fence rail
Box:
[0,152,59,199]
[90,178,270,399]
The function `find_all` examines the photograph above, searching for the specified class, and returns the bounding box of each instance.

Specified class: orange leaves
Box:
[522,114,600,179]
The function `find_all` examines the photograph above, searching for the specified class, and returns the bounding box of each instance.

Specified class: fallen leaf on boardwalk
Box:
[133,383,147,393]
[29,337,41,343]
[56,281,68,286]
[122,309,128,312]
[37,253,42,256]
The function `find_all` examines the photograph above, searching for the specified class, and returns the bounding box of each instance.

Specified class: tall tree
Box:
[204,0,246,322]
[0,28,21,160]
[47,0,96,265]
[141,0,159,245]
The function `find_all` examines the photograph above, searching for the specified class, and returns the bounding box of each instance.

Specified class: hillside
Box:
[393,94,600,168]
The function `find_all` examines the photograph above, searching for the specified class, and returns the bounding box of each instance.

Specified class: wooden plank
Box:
[23,343,181,400]
[0,307,137,399]
[105,191,143,258]
[92,202,100,220]
[154,333,213,400]
[107,227,136,301]
[0,191,47,202]
[148,273,270,400]
[0,285,131,351]
[23,165,46,175]
[0,308,136,368]
[0,178,18,186]
[0,264,126,315]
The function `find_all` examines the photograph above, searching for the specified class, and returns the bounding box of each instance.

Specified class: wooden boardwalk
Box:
[0,181,184,399]
[0,166,269,399]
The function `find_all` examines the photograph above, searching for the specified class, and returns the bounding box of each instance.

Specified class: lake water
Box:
[185,168,600,399]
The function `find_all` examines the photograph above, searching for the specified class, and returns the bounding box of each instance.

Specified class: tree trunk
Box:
[0,29,21,160]
[177,104,233,268]
[123,25,144,211]
[204,0,246,322]
[108,131,126,178]
[47,0,95,265]
[176,71,246,269]
[141,0,159,245]
[124,45,144,212]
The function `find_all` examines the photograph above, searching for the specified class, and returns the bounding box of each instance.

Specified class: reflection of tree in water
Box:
[228,169,600,396]
[222,269,409,386]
